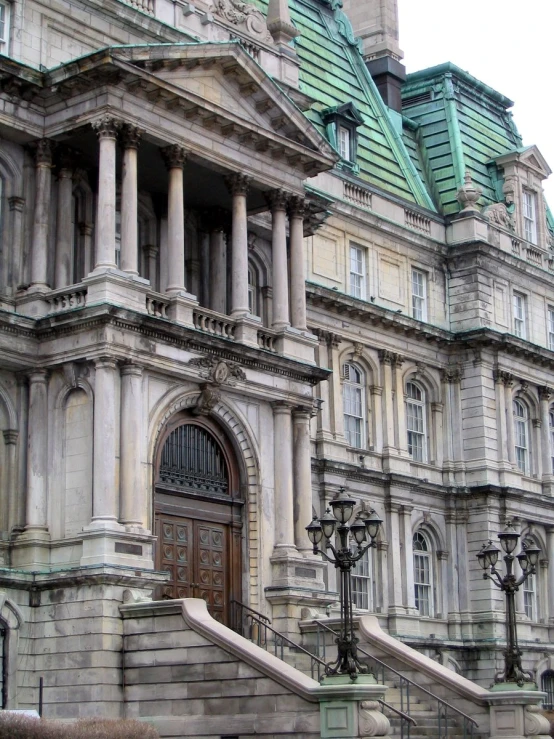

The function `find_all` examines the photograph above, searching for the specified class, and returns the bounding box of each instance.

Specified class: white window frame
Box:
[513,398,530,475]
[548,307,554,351]
[351,544,373,611]
[338,125,351,161]
[248,266,258,317]
[0,2,10,49]
[549,410,554,475]
[411,268,427,322]
[349,244,366,300]
[413,531,433,617]
[513,292,527,339]
[523,190,538,245]
[523,571,537,620]
[406,381,427,463]
[343,362,366,449]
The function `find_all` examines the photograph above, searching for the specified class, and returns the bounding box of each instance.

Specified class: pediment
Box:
[495,144,552,179]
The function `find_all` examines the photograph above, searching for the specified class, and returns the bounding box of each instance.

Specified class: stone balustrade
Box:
[257,327,277,352]
[146,292,170,319]
[46,286,87,314]
[193,307,236,340]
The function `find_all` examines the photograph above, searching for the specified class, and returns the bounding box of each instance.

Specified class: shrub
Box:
[0,714,160,739]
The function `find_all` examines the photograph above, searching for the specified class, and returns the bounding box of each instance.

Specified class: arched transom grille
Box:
[159,424,229,495]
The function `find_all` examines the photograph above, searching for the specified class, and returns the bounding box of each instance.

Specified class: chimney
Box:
[341,0,406,113]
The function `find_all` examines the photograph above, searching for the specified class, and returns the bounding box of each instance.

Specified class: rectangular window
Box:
[338,126,351,160]
[548,307,554,351]
[513,292,526,339]
[344,384,363,448]
[523,573,536,620]
[406,403,425,462]
[0,3,7,44]
[411,268,427,321]
[414,553,431,616]
[351,546,371,610]
[349,245,365,300]
[523,191,538,245]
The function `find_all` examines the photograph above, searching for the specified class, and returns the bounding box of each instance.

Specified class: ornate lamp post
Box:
[306,487,382,679]
[477,523,541,686]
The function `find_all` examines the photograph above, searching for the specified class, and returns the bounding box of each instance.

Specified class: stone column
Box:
[92,358,119,525]
[272,402,296,553]
[432,402,444,467]
[25,370,49,531]
[144,245,158,290]
[120,125,142,276]
[440,371,453,468]
[30,140,53,291]
[315,332,332,442]
[494,369,509,466]
[503,374,516,466]
[445,512,461,624]
[227,174,250,318]
[162,145,187,293]
[400,505,415,610]
[3,430,18,534]
[393,355,407,453]
[288,196,308,331]
[532,418,542,478]
[92,116,120,271]
[80,222,93,280]
[329,334,345,439]
[547,528,554,624]
[370,385,383,454]
[386,500,404,614]
[54,154,74,289]
[293,406,313,553]
[120,363,144,527]
[268,190,290,330]
[539,387,552,480]
[9,196,25,290]
[379,351,395,454]
[210,226,227,314]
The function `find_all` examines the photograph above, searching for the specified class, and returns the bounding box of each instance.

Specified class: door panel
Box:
[196,521,226,623]
[158,516,193,600]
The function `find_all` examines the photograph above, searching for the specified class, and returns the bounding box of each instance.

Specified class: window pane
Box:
[343,363,365,448]
[339,127,351,160]
[513,293,526,338]
[411,269,427,321]
[349,246,365,299]
[351,546,371,610]
[523,191,538,245]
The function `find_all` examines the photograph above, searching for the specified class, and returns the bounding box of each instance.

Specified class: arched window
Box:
[413,531,433,616]
[549,411,554,474]
[541,670,554,710]
[406,381,427,462]
[343,363,365,448]
[513,399,530,474]
[351,544,374,610]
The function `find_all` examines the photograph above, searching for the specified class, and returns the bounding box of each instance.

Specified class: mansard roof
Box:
[401,62,525,215]
[252,0,435,209]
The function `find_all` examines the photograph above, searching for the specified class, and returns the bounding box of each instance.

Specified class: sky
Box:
[397,0,554,206]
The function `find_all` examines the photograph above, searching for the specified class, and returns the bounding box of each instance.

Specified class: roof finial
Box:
[267,0,300,46]
[456,171,482,214]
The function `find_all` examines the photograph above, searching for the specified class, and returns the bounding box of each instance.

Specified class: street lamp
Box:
[306,487,382,679]
[477,523,541,686]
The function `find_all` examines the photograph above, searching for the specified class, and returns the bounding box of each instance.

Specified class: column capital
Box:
[92,115,121,139]
[3,429,19,446]
[369,385,383,396]
[57,146,77,173]
[94,356,119,371]
[288,195,309,218]
[33,139,54,166]
[440,366,463,384]
[431,402,444,413]
[8,196,25,212]
[266,188,289,212]
[271,400,293,414]
[225,172,250,196]
[493,368,515,387]
[142,244,159,258]
[79,222,93,237]
[27,368,49,384]
[161,143,187,169]
[121,124,142,150]
[292,404,315,420]
[120,362,144,378]
[539,386,553,401]
[378,349,395,365]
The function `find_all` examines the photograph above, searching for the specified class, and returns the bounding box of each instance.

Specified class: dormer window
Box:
[523,190,538,245]
[321,102,364,171]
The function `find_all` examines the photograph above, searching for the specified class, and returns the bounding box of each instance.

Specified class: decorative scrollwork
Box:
[211,0,273,42]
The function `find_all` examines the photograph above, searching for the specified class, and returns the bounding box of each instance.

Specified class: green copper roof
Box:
[402,63,522,215]
[252,0,434,209]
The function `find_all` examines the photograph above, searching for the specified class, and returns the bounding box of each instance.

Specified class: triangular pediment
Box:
[495,144,552,179]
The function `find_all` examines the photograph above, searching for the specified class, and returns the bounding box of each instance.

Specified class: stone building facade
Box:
[0,0,553,721]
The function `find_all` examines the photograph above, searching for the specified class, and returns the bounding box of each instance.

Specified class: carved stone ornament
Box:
[92,115,121,139]
[193,383,222,416]
[210,0,273,43]
[358,700,391,737]
[187,356,247,386]
[456,171,482,214]
[34,138,54,166]
[121,124,142,150]
[483,202,514,231]
[524,704,551,737]
[161,144,187,169]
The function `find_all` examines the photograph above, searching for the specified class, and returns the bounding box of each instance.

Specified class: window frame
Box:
[0,2,10,50]
[338,125,352,161]
[523,189,538,245]
[513,398,530,475]
[512,291,527,339]
[349,244,366,300]
[413,531,433,617]
[523,571,537,620]
[550,410,554,475]
[411,267,428,322]
[351,543,373,611]
[406,380,427,463]
[343,362,366,449]
[548,307,554,351]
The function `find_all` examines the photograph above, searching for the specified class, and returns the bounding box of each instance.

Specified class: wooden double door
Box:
[156,513,228,622]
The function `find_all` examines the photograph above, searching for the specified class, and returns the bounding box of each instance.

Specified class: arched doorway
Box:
[154,411,243,625]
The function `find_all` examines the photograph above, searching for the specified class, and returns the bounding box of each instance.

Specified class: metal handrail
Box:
[378,699,417,727]
[313,619,478,738]
[230,598,271,624]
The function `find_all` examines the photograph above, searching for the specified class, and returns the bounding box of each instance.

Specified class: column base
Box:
[234,315,262,348]
[167,292,198,327]
[274,326,317,363]
[317,676,390,739]
[14,291,51,317]
[11,528,51,569]
[83,269,150,313]
[80,526,155,568]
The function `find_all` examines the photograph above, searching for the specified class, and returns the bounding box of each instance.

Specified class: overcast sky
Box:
[397,0,554,206]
